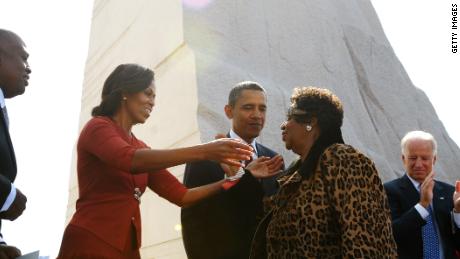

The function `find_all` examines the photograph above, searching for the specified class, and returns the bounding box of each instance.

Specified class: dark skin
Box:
[0,245,21,259]
[224,89,267,144]
[113,85,255,207]
[217,130,284,176]
[0,31,31,98]
[0,30,30,258]
[115,85,282,206]
[0,189,26,220]
[115,85,254,170]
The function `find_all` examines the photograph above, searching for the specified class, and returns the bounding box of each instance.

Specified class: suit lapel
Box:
[399,177,449,222]
[399,175,420,207]
[432,182,449,218]
[0,110,16,174]
[255,142,264,157]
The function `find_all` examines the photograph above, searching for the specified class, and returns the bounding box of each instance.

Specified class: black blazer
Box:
[0,109,17,241]
[384,175,460,259]
[181,142,279,259]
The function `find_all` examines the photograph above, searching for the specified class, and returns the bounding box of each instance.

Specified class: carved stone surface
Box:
[183,0,460,183]
[69,1,459,258]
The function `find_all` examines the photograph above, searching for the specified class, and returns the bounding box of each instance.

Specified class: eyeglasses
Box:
[286,107,309,122]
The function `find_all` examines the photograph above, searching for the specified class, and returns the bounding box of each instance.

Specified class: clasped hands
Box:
[0,245,21,259]
[419,171,460,213]
[0,189,26,259]
[0,188,26,221]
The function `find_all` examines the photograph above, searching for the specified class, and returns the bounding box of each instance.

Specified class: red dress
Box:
[58,117,187,258]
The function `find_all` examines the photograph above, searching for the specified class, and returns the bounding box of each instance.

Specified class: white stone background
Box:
[0,0,459,257]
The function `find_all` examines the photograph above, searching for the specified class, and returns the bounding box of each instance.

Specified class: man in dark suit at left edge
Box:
[0,29,31,259]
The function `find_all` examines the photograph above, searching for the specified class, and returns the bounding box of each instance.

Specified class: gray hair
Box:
[400,130,437,156]
[228,81,265,107]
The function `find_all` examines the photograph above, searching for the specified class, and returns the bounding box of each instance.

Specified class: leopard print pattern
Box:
[262,144,397,258]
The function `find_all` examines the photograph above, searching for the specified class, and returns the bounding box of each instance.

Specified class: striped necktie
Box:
[422,205,440,259]
[1,106,9,128]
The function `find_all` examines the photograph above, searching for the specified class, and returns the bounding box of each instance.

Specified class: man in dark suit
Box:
[0,29,31,258]
[384,130,460,259]
[181,81,282,259]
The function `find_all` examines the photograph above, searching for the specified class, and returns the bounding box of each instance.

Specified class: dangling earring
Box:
[306,125,312,132]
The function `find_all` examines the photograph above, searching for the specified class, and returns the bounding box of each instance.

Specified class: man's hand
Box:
[246,155,284,179]
[0,245,21,259]
[453,181,460,213]
[0,188,27,221]
[419,171,435,208]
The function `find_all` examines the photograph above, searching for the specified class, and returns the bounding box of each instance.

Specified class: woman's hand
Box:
[203,138,253,167]
[220,161,244,177]
[246,155,284,179]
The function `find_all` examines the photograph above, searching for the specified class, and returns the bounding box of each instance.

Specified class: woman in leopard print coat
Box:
[250,87,397,258]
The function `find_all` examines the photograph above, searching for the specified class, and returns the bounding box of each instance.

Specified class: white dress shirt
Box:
[224,129,258,181]
[407,174,460,259]
[229,129,258,159]
[407,174,460,228]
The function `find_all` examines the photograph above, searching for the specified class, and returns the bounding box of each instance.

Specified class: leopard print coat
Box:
[251,144,397,259]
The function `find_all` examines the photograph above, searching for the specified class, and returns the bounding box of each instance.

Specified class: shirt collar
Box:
[229,129,258,158]
[0,88,5,109]
[406,173,421,192]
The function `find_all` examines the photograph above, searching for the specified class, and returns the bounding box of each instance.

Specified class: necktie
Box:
[422,206,440,259]
[244,156,253,167]
[1,106,9,128]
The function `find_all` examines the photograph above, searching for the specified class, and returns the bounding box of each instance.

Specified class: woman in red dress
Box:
[57,64,280,258]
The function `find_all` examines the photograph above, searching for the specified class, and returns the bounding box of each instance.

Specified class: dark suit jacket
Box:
[384,175,460,259]
[0,109,16,241]
[181,142,279,259]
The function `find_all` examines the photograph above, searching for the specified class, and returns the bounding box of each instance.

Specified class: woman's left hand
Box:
[246,155,284,179]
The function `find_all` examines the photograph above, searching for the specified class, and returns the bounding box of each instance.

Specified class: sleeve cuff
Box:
[221,179,241,190]
[0,183,16,212]
[224,167,245,181]
[415,203,430,219]
[453,211,460,229]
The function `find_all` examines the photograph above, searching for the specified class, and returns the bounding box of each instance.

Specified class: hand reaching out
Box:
[212,133,248,175]
[246,155,284,179]
[212,133,283,179]
[204,138,253,167]
[220,160,244,178]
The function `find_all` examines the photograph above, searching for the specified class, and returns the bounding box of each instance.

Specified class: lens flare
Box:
[182,0,213,10]
[174,224,182,232]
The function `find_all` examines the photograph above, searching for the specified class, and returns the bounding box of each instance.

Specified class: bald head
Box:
[0,29,30,98]
[0,29,25,50]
